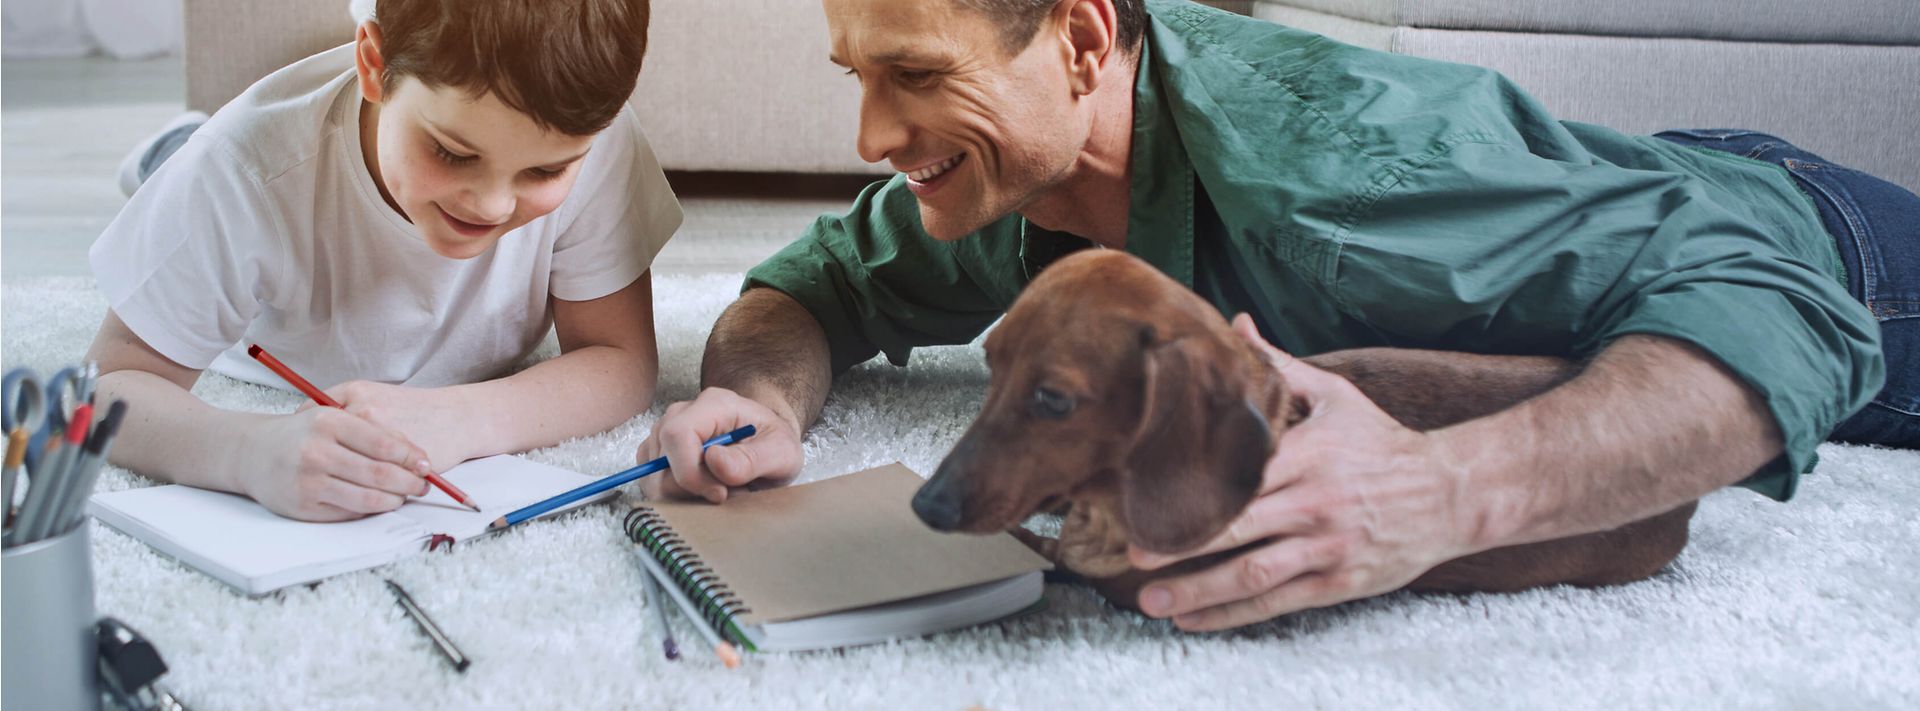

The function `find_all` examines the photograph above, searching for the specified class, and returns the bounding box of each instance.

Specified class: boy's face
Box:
[366,78,596,259]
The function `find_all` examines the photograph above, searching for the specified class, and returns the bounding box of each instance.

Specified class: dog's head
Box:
[914,250,1292,553]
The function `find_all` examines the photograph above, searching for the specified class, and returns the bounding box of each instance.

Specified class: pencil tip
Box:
[663,640,680,661]
[486,517,507,531]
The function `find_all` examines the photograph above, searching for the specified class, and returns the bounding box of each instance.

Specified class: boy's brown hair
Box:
[376,0,649,136]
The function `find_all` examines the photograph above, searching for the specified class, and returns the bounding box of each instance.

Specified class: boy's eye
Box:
[525,166,566,182]
[432,141,478,166]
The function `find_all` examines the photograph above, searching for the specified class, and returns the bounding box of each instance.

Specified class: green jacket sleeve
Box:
[743,176,1023,374]
[1333,141,1885,500]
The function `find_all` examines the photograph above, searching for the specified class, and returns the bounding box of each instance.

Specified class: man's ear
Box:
[1120,336,1272,553]
[1058,0,1118,96]
[353,20,388,103]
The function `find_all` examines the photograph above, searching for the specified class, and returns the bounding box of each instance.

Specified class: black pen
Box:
[386,579,471,673]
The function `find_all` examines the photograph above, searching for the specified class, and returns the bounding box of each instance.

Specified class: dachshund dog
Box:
[912,250,1695,612]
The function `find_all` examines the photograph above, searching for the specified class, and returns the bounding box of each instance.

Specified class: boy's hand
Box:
[635,387,805,504]
[299,380,474,473]
[244,407,433,522]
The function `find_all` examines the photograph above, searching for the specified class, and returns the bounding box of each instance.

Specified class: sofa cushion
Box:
[1263,0,1920,45]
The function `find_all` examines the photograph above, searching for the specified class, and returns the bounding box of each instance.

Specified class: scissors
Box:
[3,368,49,438]
[4,366,83,474]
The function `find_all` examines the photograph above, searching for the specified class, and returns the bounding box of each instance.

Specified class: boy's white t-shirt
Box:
[90,44,682,390]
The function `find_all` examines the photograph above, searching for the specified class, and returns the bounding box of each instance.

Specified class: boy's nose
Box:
[467,191,514,225]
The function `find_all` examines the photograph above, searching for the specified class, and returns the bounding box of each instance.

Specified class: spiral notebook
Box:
[89,455,619,595]
[623,462,1051,652]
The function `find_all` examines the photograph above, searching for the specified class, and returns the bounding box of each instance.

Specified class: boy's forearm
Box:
[1440,334,1782,551]
[95,370,265,495]
[449,344,659,460]
[701,288,834,433]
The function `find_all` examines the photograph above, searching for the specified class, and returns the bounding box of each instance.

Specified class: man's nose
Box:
[855,90,909,165]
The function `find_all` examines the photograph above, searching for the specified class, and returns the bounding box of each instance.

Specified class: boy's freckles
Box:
[360,79,594,259]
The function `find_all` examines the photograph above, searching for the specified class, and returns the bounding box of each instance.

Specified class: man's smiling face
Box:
[825,0,1092,240]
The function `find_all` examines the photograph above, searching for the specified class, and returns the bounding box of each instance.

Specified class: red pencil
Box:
[247,344,480,513]
[67,403,93,447]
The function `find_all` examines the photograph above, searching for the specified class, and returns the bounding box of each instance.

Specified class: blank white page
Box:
[89,455,614,595]
[87,485,420,594]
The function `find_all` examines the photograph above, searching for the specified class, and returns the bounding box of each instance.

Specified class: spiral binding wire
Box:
[623,507,752,641]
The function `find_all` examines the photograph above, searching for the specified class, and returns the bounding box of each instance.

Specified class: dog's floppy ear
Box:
[1120,336,1272,553]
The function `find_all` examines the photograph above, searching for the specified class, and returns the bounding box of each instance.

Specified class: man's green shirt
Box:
[745,0,1884,500]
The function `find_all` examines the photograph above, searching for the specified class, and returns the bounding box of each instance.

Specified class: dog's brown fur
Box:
[913,250,1695,613]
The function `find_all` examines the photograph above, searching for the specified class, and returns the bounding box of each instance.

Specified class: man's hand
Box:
[299,380,473,473]
[1128,314,1485,631]
[241,406,433,522]
[634,387,807,503]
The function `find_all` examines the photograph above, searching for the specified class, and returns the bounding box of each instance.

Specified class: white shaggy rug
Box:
[3,274,1918,710]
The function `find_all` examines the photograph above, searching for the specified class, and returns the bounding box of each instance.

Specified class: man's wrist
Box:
[735,383,808,435]
[1430,418,1536,553]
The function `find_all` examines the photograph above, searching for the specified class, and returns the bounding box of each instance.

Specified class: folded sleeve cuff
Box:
[744,234,889,374]
[1593,282,1884,501]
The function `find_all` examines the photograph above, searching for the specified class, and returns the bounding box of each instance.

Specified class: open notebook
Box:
[89,455,616,595]
[624,462,1051,652]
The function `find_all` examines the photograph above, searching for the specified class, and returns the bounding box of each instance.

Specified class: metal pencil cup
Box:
[3,523,101,711]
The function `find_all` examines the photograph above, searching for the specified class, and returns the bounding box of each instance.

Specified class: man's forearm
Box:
[701,288,834,432]
[1439,334,1784,550]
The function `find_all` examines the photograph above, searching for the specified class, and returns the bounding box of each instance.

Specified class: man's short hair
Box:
[956,0,1145,56]
[375,0,649,136]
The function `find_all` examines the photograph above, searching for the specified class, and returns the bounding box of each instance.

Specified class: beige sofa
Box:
[184,1,1265,176]
[184,0,882,174]
[189,0,1916,191]
[1252,0,1920,193]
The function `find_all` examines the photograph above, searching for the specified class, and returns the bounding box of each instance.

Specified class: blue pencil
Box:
[486,425,756,531]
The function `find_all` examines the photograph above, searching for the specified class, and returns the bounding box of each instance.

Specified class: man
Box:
[637,0,1916,630]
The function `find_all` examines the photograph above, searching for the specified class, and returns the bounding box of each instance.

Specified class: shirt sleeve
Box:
[743,175,1018,374]
[88,134,286,370]
[547,107,683,302]
[1334,140,1884,501]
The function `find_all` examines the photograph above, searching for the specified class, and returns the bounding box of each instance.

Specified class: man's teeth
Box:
[908,154,964,182]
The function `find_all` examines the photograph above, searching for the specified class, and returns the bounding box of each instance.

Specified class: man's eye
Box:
[896,69,936,86]
[1031,387,1075,419]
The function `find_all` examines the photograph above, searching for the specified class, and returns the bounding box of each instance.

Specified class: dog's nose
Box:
[911,481,965,532]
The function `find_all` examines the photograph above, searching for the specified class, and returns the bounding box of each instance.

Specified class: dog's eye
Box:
[1031,387,1075,419]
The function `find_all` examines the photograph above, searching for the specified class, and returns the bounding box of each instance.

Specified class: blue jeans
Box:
[1656,128,1919,448]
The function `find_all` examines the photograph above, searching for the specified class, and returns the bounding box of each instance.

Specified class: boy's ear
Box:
[353,20,388,103]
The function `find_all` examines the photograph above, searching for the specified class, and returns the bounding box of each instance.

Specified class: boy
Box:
[85,0,679,522]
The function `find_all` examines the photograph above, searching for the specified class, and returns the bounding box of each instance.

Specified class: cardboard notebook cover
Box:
[636,462,1051,625]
